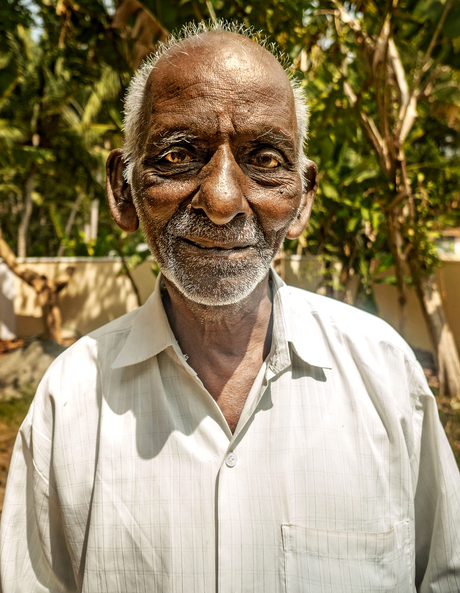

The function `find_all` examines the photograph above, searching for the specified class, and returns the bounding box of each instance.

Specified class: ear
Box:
[285,159,318,240]
[106,149,139,232]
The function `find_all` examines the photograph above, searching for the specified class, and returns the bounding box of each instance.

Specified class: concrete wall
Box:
[1,255,459,354]
[369,260,460,354]
[0,263,17,340]
[9,258,157,340]
[439,260,460,353]
[279,256,460,355]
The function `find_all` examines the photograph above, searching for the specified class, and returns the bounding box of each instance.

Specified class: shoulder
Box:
[21,308,143,442]
[281,285,430,401]
[36,307,140,399]
[284,285,414,357]
[61,306,138,362]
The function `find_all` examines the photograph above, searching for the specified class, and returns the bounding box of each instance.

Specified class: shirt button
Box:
[225,452,237,468]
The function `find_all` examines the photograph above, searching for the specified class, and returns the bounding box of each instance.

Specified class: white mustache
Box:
[164,209,266,247]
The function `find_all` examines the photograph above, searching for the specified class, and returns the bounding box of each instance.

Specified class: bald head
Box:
[152,30,293,96]
[122,22,309,187]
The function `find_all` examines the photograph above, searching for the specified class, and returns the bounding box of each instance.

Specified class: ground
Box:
[0,392,34,516]
[0,338,67,516]
[1,340,460,518]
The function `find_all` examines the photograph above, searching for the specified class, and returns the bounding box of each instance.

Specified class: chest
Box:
[56,360,416,593]
[188,353,266,433]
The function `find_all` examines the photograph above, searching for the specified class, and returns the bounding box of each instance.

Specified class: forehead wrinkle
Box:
[147,92,296,145]
[253,128,295,149]
[148,38,295,113]
[151,79,235,106]
[150,79,294,113]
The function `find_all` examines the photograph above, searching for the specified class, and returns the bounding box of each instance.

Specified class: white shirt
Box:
[1,270,460,593]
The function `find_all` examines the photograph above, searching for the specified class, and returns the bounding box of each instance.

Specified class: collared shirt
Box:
[1,270,460,593]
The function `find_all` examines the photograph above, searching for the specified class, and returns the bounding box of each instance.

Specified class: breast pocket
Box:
[282,520,413,593]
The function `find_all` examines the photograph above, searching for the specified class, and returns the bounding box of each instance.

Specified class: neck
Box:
[162,274,273,362]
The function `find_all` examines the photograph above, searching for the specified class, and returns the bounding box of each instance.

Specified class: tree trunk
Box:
[387,210,407,337]
[410,259,460,399]
[0,228,74,344]
[43,302,63,344]
[17,163,36,258]
[331,4,459,394]
[115,240,142,308]
[57,192,84,257]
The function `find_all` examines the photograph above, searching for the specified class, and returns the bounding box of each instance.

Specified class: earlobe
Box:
[285,159,318,240]
[106,149,139,233]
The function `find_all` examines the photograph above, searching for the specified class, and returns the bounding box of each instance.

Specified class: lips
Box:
[181,237,253,250]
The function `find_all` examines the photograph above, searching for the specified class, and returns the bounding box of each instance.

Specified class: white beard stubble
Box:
[144,208,286,306]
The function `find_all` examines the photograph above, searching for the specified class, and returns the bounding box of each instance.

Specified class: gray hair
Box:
[122,20,309,188]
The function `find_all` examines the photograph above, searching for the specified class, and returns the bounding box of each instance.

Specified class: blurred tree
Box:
[295,0,460,397]
[0,228,74,343]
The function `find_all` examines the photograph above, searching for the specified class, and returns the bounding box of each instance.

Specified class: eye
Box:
[258,155,280,168]
[164,150,192,164]
[249,152,282,169]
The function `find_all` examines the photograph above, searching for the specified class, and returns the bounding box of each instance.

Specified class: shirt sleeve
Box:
[0,381,78,593]
[411,361,460,592]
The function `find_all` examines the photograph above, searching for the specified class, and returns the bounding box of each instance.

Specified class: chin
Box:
[160,257,272,306]
[144,215,281,306]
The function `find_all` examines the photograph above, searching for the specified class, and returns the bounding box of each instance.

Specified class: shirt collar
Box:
[270,268,333,373]
[112,274,175,369]
[112,268,332,371]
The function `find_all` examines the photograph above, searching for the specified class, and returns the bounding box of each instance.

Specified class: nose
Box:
[191,144,250,225]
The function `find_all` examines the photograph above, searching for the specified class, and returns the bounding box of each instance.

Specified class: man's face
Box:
[130,33,307,305]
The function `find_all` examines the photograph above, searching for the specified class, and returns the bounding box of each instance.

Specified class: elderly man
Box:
[2,21,460,593]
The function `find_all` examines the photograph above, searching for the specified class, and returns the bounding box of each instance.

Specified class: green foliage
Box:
[0,392,34,424]
[287,0,460,308]
[0,1,126,256]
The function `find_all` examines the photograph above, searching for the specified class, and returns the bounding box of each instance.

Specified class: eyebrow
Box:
[252,128,296,152]
[151,130,200,148]
[148,127,296,154]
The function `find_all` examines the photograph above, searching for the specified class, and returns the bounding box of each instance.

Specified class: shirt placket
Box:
[215,353,291,593]
[168,318,291,593]
[216,444,242,593]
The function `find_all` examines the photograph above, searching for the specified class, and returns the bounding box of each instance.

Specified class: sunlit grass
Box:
[437,395,460,467]
[0,389,34,516]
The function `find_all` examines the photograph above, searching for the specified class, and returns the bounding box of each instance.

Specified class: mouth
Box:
[181,237,253,251]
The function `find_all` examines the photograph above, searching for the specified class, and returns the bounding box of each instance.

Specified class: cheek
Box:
[249,181,303,234]
[134,175,198,227]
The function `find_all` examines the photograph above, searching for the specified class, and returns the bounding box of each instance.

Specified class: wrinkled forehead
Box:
[143,32,296,123]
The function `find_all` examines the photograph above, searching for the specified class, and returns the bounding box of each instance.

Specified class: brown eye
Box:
[252,154,281,168]
[165,151,191,164]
